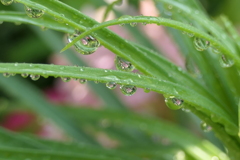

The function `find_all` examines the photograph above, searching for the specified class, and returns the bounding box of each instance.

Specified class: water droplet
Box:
[67,30,100,55]
[115,56,135,72]
[24,5,44,18]
[165,96,183,110]
[144,88,151,93]
[120,85,137,96]
[106,82,117,90]
[193,37,210,51]
[1,0,13,5]
[142,22,147,25]
[119,23,125,27]
[3,73,11,78]
[79,79,87,84]
[211,47,220,54]
[187,32,194,37]
[130,22,137,27]
[94,81,99,84]
[118,15,132,20]
[21,73,29,78]
[181,107,190,112]
[30,74,40,81]
[219,55,234,68]
[200,121,212,132]
[61,77,71,82]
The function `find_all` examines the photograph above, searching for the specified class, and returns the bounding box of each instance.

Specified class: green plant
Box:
[0,0,239,159]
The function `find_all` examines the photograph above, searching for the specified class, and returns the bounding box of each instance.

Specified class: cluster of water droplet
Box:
[1,0,13,5]
[165,95,184,110]
[67,30,100,55]
[24,5,44,18]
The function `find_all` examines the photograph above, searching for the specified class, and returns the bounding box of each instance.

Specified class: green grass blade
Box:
[0,63,237,136]
[63,107,230,160]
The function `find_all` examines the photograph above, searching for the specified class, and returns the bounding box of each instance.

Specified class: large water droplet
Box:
[61,77,71,82]
[1,0,13,5]
[120,85,137,96]
[193,37,210,51]
[165,96,183,110]
[219,55,234,68]
[200,121,212,132]
[30,74,40,81]
[79,79,87,84]
[3,73,11,78]
[106,82,117,90]
[24,5,44,18]
[21,73,29,78]
[118,15,132,20]
[115,56,135,72]
[67,30,100,55]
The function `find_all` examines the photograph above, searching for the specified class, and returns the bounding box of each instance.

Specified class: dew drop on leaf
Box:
[106,82,117,90]
[211,47,220,54]
[120,85,137,96]
[200,121,212,132]
[115,56,135,72]
[1,0,13,5]
[119,23,125,27]
[144,88,151,93]
[67,30,100,55]
[165,95,183,110]
[118,15,132,20]
[3,73,10,78]
[24,5,44,18]
[61,77,71,82]
[94,81,99,84]
[21,73,29,78]
[30,74,40,81]
[219,54,234,68]
[79,79,87,84]
[130,22,137,27]
[193,37,210,51]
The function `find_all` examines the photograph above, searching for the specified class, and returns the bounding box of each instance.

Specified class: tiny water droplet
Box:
[144,88,151,93]
[181,107,190,112]
[219,55,234,68]
[30,74,40,81]
[130,22,137,27]
[200,121,212,132]
[67,30,100,55]
[211,47,220,54]
[1,0,13,5]
[187,32,194,37]
[3,73,11,78]
[61,77,71,82]
[10,73,16,76]
[115,56,135,72]
[165,96,183,110]
[24,5,44,18]
[21,73,29,78]
[80,68,84,71]
[79,79,87,84]
[106,82,117,90]
[120,85,137,96]
[119,23,125,27]
[193,37,210,51]
[142,22,147,25]
[94,81,99,84]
